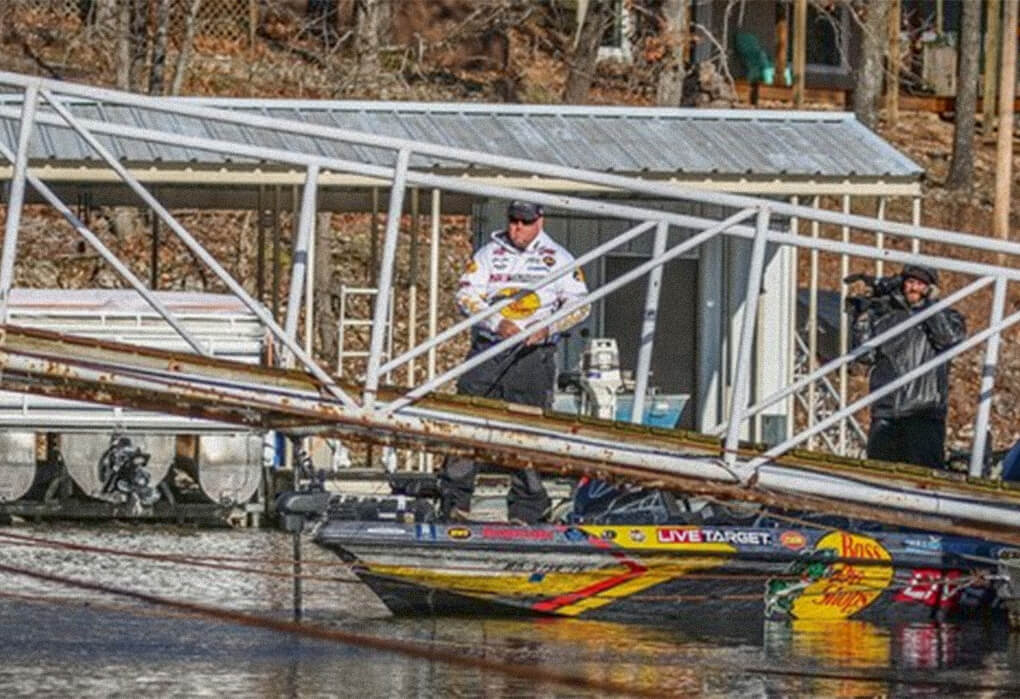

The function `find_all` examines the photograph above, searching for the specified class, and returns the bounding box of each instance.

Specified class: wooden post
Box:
[886,0,900,124]
[775,6,788,86]
[793,0,807,107]
[249,0,257,49]
[993,0,1017,256]
[256,185,265,303]
[150,207,159,289]
[983,0,1002,142]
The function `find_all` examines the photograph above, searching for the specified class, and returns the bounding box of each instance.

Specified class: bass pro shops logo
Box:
[768,531,894,621]
[493,287,540,320]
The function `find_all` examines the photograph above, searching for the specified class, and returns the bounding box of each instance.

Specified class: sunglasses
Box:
[508,217,538,225]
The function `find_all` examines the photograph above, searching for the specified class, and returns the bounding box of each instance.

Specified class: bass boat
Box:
[309,491,1019,628]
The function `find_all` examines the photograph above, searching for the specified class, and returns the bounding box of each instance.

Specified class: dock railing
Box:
[1,72,1019,529]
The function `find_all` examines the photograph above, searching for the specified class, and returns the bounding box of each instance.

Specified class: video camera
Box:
[843,273,902,315]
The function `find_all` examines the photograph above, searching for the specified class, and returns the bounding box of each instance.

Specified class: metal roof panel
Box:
[0,97,922,180]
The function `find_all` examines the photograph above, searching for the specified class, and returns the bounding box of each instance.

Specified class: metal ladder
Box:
[336,285,394,382]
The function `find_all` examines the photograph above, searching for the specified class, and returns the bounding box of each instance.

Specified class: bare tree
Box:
[129,0,148,91]
[946,0,980,192]
[91,0,117,28]
[564,0,614,104]
[354,0,388,85]
[852,0,891,129]
[116,0,131,88]
[171,0,203,96]
[148,0,169,95]
[314,212,338,361]
[655,0,690,106]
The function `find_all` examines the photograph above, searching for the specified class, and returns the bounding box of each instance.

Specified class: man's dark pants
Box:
[438,339,555,523]
[866,413,946,469]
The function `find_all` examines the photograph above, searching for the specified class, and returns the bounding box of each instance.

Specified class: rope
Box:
[1,530,998,604]
[0,559,657,698]
[0,531,360,585]
[739,664,1020,693]
[0,538,1011,693]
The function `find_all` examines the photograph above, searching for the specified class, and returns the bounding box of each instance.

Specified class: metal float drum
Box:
[195,433,263,505]
[62,433,175,500]
[0,432,38,502]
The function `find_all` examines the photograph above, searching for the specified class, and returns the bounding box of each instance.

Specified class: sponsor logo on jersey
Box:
[494,287,540,319]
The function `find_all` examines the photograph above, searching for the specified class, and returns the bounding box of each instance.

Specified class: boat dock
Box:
[0,72,1019,545]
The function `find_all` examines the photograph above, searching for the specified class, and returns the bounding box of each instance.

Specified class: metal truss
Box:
[1,71,1019,532]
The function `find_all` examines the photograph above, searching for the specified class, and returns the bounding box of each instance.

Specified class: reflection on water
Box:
[0,524,1017,697]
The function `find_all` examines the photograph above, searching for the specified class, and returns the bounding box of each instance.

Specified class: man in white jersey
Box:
[439,201,590,524]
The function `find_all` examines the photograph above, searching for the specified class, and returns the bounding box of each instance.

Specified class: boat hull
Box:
[315,520,1013,626]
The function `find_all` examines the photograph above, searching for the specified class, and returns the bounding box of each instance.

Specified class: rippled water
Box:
[1,523,1018,697]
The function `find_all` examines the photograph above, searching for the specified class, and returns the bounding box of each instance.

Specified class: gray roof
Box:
[0,98,921,180]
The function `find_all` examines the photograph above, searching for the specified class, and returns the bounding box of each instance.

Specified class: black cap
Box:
[507,201,543,222]
[902,264,937,286]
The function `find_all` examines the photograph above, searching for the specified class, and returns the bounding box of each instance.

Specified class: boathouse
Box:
[1,98,922,447]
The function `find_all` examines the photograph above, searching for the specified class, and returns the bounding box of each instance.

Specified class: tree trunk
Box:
[148,0,169,95]
[92,0,117,28]
[655,0,690,106]
[993,0,1017,250]
[314,212,337,362]
[982,0,1001,142]
[564,0,613,104]
[354,0,386,84]
[129,0,149,91]
[885,0,900,125]
[946,0,981,192]
[171,0,202,96]
[116,0,131,89]
[852,0,891,129]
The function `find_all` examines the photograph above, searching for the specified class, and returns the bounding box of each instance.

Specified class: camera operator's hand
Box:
[873,274,903,297]
[845,295,871,315]
[925,284,941,302]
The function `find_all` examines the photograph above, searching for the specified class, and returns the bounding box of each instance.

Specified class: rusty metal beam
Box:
[1,325,1019,542]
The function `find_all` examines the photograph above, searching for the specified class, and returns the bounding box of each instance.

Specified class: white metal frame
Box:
[1,72,1018,527]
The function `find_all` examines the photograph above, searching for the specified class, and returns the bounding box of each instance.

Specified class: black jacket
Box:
[850,291,966,419]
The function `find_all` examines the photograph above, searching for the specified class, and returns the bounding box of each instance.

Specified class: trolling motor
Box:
[275,434,439,532]
[275,437,333,533]
[97,435,160,507]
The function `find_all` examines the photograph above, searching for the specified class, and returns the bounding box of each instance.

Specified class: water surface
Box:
[1,524,1016,697]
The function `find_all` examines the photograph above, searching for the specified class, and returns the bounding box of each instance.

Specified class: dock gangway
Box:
[1,72,1019,540]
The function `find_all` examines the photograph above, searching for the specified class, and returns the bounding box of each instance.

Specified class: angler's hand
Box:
[495,318,522,339]
[525,326,549,346]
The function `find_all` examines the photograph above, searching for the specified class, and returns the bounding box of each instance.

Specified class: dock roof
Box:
[0,96,923,206]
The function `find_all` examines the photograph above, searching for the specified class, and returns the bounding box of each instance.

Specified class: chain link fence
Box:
[6,0,315,46]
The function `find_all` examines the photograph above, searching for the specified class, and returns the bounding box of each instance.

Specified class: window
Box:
[597,0,633,62]
[806,3,850,73]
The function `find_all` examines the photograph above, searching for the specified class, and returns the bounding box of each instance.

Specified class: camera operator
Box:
[848,264,966,469]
